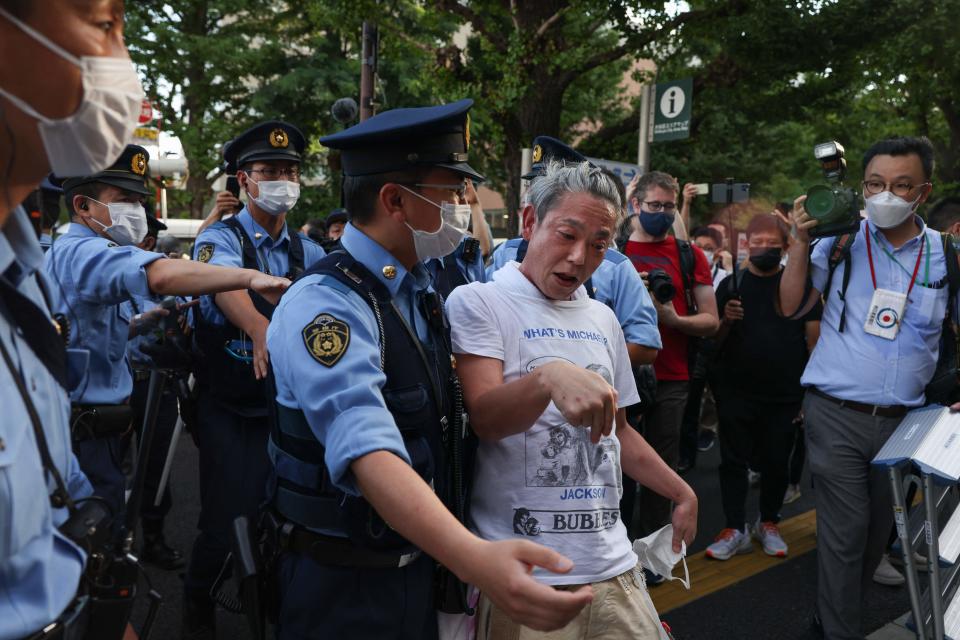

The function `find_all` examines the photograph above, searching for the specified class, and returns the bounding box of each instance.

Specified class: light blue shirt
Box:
[192,208,325,325]
[267,223,432,497]
[487,238,662,350]
[43,223,164,405]
[802,217,950,407]
[39,233,52,253]
[0,207,91,640]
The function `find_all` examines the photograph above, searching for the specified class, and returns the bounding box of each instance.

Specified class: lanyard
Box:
[869,227,930,285]
[865,226,925,295]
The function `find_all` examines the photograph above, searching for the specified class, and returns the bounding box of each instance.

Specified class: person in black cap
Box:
[184,121,326,638]
[264,100,590,640]
[17,174,63,250]
[324,207,348,240]
[42,143,290,540]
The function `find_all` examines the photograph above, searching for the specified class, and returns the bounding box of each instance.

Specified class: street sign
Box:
[587,157,640,188]
[652,78,693,142]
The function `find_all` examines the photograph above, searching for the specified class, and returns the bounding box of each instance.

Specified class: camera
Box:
[804,141,861,238]
[647,268,675,304]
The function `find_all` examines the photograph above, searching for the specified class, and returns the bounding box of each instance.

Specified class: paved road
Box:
[127,428,909,639]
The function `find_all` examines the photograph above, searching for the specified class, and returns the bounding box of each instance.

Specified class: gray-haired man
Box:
[448,162,697,638]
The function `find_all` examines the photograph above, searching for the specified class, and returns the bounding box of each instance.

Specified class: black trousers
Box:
[184,394,271,601]
[679,376,707,466]
[715,389,799,529]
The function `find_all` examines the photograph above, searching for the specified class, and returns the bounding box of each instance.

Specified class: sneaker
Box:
[641,566,666,587]
[873,553,905,586]
[783,484,802,505]
[748,469,761,487]
[705,527,752,560]
[696,430,716,452]
[889,550,929,572]
[754,520,789,557]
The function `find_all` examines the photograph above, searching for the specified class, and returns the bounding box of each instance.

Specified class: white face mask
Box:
[399,185,471,261]
[863,189,921,229]
[702,249,715,265]
[632,524,690,590]
[247,176,300,216]
[86,199,148,246]
[0,7,145,177]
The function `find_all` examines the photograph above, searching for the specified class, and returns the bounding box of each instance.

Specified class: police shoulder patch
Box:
[197,244,214,263]
[302,313,350,367]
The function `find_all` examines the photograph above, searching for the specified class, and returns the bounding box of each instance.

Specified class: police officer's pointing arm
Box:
[145,259,289,304]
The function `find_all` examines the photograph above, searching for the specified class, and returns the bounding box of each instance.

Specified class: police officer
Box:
[44,143,290,521]
[1,2,136,637]
[324,207,348,241]
[185,121,325,637]
[266,99,592,640]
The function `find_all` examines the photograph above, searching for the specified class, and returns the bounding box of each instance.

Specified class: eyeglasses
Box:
[862,180,929,198]
[247,167,301,181]
[642,200,677,213]
[405,182,469,200]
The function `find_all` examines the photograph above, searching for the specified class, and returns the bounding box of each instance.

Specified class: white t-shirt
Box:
[446,261,641,585]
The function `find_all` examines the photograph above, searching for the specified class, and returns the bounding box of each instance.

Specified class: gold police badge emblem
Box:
[269,128,289,148]
[302,313,350,367]
[131,152,148,176]
[532,144,542,163]
[197,244,214,263]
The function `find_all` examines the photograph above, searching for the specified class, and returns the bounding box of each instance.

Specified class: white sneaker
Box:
[705,527,752,560]
[754,520,789,557]
[783,484,802,504]
[873,554,905,586]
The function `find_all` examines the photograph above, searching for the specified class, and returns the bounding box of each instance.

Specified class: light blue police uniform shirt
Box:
[120,295,162,369]
[425,235,487,291]
[43,223,164,405]
[267,223,433,499]
[39,233,52,253]
[192,208,325,325]
[802,217,950,407]
[487,238,662,350]
[1,208,91,640]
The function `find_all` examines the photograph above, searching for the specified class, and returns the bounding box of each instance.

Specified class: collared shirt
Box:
[487,238,662,350]
[424,235,487,295]
[39,232,52,252]
[1,207,91,640]
[802,217,950,407]
[267,223,433,497]
[43,222,164,405]
[192,207,325,325]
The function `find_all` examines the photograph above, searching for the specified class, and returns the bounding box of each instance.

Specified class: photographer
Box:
[621,171,719,558]
[705,214,820,562]
[780,136,953,639]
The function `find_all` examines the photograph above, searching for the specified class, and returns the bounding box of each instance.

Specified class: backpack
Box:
[820,231,960,405]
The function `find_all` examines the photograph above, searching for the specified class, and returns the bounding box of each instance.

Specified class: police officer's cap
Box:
[522,135,589,180]
[326,208,348,225]
[61,145,151,196]
[319,99,483,181]
[146,211,167,234]
[226,121,305,168]
[40,173,63,194]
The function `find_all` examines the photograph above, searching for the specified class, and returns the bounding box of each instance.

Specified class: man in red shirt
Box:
[622,171,719,565]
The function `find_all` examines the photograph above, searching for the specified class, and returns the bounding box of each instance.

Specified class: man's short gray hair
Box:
[526,160,623,226]
[634,171,678,203]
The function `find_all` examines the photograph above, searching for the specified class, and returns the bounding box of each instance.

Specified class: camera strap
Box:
[0,335,77,513]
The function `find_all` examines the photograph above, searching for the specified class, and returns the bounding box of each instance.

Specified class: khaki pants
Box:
[475,565,664,640]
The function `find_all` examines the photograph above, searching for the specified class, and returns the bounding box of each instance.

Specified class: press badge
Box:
[864,288,907,340]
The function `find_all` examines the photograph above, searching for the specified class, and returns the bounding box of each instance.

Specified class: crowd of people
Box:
[4,3,960,640]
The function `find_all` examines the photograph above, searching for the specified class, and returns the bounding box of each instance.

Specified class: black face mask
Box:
[749,247,782,272]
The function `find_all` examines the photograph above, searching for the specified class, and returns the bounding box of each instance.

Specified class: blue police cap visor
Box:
[226,121,305,168]
[320,99,483,182]
[522,135,589,180]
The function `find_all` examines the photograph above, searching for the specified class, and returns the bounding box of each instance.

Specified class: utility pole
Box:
[360,22,379,122]
[637,84,652,172]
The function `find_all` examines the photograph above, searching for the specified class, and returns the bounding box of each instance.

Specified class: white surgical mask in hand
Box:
[633,524,690,590]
